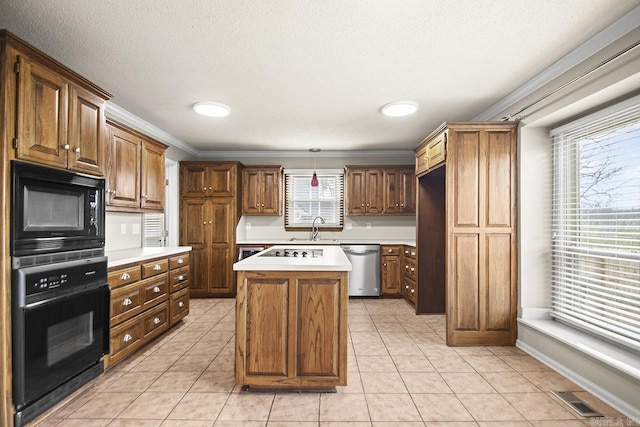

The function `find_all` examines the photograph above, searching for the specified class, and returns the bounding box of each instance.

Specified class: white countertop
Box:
[106,246,192,268]
[233,245,352,272]
[236,238,416,246]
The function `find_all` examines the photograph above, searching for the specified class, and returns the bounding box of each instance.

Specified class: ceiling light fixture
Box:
[193,102,230,117]
[380,101,418,117]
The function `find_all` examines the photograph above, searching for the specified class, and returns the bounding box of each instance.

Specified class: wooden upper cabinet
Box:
[415,129,447,177]
[107,125,141,209]
[347,166,413,215]
[345,167,383,215]
[106,121,166,212]
[241,166,282,216]
[383,167,415,214]
[181,162,238,198]
[141,140,166,210]
[13,47,110,175]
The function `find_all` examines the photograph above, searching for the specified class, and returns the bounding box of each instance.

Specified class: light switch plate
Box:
[132,223,140,235]
[120,224,127,234]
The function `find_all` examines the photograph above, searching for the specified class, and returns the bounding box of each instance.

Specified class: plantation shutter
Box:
[284,169,344,229]
[142,213,166,247]
[550,95,640,351]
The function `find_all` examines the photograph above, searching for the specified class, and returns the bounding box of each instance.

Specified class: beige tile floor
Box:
[33,298,629,427]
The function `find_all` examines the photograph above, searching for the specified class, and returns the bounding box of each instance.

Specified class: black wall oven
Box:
[11,161,109,426]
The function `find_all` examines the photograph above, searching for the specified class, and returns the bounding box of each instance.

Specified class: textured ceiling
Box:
[1,0,639,152]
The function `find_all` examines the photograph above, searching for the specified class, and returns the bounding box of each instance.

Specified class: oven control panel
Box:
[15,256,108,298]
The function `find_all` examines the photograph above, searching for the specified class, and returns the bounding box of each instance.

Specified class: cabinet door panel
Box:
[485,130,513,227]
[241,169,261,215]
[188,247,208,293]
[450,234,479,331]
[485,234,512,331]
[366,169,383,214]
[381,255,401,295]
[141,141,165,210]
[68,85,105,175]
[209,247,231,293]
[210,202,233,244]
[245,277,289,376]
[180,199,207,246]
[347,169,366,214]
[261,169,281,215]
[383,171,399,213]
[452,131,480,227]
[16,55,68,168]
[181,165,207,197]
[108,128,140,207]
[400,168,416,213]
[208,166,235,196]
[297,278,341,377]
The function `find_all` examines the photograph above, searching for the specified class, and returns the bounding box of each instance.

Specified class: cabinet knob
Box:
[153,264,162,271]
[142,194,148,198]
[121,272,130,280]
[123,298,132,306]
[112,190,117,196]
[411,251,416,256]
[256,204,259,207]
[63,144,70,150]
[405,265,409,269]
[208,186,212,190]
[74,147,80,153]
[178,258,184,264]
[209,221,212,224]
[366,204,370,207]
[178,301,185,308]
[203,221,207,224]
[361,204,364,207]
[410,289,415,294]
[153,317,161,325]
[401,203,404,207]
[123,333,132,343]
[405,285,409,289]
[153,286,161,293]
[388,249,393,253]
[177,274,185,281]
[383,263,387,267]
[396,203,399,207]
[203,187,207,191]
[261,204,264,207]
[411,267,415,272]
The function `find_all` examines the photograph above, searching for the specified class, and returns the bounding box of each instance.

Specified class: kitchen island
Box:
[233,245,351,390]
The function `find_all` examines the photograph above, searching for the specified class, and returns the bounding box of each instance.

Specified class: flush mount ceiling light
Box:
[192,102,230,117]
[380,101,418,117]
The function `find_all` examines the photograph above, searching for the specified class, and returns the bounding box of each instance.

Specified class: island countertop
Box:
[233,245,352,272]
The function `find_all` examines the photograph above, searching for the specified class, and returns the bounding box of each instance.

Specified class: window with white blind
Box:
[284,169,344,230]
[550,95,640,351]
[142,213,166,247]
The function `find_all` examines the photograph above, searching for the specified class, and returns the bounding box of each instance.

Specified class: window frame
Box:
[283,169,345,231]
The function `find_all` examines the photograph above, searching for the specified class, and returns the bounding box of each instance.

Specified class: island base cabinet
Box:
[235,271,348,389]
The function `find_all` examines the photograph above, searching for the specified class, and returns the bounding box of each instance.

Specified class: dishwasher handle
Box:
[344,249,379,256]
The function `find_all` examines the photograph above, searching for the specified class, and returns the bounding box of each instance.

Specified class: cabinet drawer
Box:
[405,258,417,280]
[111,284,144,325]
[169,266,190,291]
[110,316,142,360]
[403,246,417,259]
[142,259,169,278]
[404,277,417,304]
[381,245,402,256]
[108,265,141,289]
[141,274,169,308]
[170,287,190,325]
[169,253,190,270]
[142,302,169,341]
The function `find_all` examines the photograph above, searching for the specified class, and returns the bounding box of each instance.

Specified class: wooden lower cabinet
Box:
[106,251,190,368]
[236,270,348,389]
[380,245,402,296]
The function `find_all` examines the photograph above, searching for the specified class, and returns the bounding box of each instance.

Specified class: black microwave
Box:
[11,161,105,256]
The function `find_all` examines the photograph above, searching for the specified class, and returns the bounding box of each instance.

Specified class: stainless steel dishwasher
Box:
[340,244,380,297]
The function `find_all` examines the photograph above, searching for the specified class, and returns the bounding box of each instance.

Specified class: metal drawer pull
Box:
[153,264,162,271]
[178,302,185,308]
[121,272,131,280]
[74,147,81,153]
[153,286,161,293]
[388,249,393,253]
[405,285,409,289]
[123,334,132,343]
[123,298,132,306]
[178,258,184,264]
[154,317,161,325]
[410,289,415,294]
[177,275,185,281]
[411,267,415,272]
[411,251,416,256]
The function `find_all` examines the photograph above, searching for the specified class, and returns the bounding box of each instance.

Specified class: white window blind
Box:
[142,213,166,247]
[284,169,344,229]
[550,96,640,351]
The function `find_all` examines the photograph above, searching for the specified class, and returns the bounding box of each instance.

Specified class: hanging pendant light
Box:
[310,148,320,187]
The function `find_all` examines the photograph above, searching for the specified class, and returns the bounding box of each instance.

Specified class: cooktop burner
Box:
[259,248,324,258]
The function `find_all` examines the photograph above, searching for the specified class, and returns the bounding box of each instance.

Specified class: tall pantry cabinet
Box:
[415,122,518,346]
[179,162,242,297]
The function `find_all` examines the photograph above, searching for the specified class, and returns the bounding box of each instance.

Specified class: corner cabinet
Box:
[180,162,242,297]
[241,166,282,215]
[105,120,167,212]
[5,32,111,176]
[346,166,415,215]
[415,122,518,346]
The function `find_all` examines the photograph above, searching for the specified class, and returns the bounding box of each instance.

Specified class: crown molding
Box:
[195,150,415,159]
[105,103,199,157]
[473,4,640,121]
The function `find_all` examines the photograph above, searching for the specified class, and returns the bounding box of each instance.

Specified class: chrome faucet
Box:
[311,216,325,241]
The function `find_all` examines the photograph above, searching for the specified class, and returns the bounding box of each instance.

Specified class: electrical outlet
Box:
[366,223,372,229]
[132,223,140,235]
[120,224,127,234]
